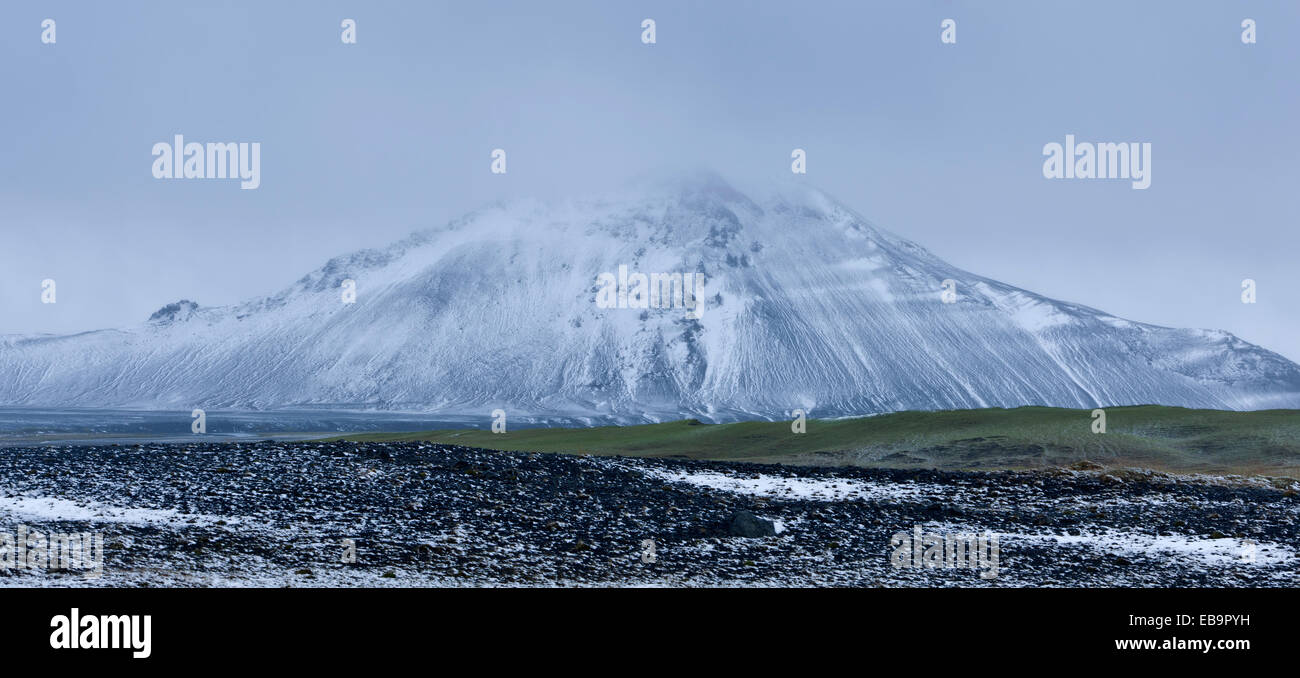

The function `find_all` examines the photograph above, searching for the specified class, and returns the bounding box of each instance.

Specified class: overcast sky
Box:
[2,1,1298,362]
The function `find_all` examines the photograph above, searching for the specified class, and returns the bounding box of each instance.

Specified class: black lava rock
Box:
[728,510,776,537]
[0,440,1294,587]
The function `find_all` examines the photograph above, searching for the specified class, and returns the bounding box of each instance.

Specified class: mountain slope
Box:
[3,175,1299,419]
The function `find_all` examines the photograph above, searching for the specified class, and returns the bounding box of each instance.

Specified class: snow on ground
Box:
[0,495,235,526]
[639,465,936,502]
[1008,529,1295,568]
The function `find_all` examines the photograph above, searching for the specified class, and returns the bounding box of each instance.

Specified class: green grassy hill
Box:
[331,405,1300,478]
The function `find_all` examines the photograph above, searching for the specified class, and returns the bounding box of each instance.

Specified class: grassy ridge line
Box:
[329,405,1300,477]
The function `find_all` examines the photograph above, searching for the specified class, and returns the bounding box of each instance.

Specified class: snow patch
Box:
[0,495,235,526]
[1008,529,1293,568]
[642,467,933,502]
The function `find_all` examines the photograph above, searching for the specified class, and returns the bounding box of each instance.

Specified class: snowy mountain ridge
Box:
[3,174,1299,420]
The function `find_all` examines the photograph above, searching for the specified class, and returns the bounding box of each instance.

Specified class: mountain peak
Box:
[4,178,1298,415]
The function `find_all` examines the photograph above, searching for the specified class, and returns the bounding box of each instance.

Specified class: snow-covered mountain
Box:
[4,174,1299,420]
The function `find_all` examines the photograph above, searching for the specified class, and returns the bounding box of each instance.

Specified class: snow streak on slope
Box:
[2,175,1298,418]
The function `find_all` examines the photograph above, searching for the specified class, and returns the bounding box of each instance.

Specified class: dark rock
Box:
[728,510,775,537]
[148,299,200,323]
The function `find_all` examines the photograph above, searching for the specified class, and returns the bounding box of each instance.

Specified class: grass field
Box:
[331,406,1300,478]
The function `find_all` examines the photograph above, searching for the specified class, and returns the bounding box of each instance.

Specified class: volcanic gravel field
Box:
[0,441,1296,587]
